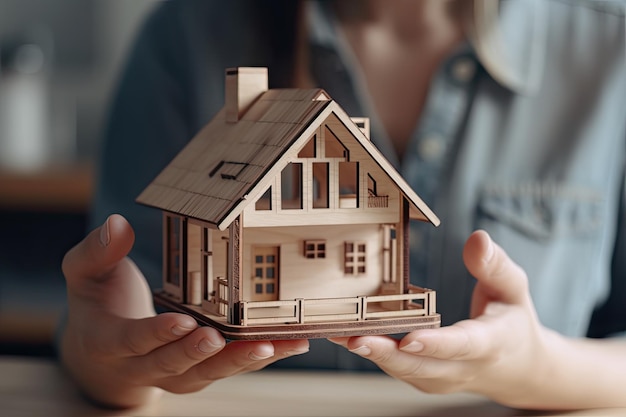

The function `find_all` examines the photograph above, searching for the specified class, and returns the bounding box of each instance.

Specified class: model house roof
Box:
[137,68,439,230]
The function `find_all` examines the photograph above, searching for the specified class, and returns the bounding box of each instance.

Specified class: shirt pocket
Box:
[476,182,605,241]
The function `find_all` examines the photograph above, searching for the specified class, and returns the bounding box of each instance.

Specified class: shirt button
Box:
[451,57,477,84]
[418,135,445,162]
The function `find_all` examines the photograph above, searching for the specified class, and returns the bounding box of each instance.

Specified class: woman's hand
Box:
[330,230,552,409]
[60,214,309,408]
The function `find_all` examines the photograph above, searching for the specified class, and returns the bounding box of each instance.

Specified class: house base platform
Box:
[154,290,441,340]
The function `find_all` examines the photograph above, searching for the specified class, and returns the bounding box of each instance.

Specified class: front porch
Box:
[153,285,440,340]
[239,285,436,326]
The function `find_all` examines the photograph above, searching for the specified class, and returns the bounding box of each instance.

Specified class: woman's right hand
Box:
[60,214,309,408]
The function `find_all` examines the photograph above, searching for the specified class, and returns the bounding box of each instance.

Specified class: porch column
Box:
[227,215,242,324]
[402,198,410,294]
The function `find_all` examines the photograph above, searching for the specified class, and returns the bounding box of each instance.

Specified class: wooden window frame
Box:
[304,239,326,259]
[344,241,366,276]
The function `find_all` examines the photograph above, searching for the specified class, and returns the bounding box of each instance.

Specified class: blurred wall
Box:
[0,0,161,356]
[0,0,158,164]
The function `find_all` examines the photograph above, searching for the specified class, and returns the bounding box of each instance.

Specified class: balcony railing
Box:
[367,195,389,208]
[238,286,436,326]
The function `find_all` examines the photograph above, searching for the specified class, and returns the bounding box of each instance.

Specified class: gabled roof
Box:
[137,88,440,229]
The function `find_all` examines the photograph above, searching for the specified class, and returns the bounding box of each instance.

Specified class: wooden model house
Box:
[137,67,441,339]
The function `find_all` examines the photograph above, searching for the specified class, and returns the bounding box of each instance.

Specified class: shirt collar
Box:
[471,0,548,95]
[306,0,548,96]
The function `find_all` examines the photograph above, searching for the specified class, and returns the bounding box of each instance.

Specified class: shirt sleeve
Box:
[90,0,298,287]
[91,1,197,287]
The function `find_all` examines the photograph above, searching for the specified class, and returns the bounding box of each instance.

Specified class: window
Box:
[201,227,213,301]
[255,187,272,210]
[166,216,182,286]
[324,126,348,158]
[312,162,329,208]
[382,225,396,283]
[367,174,377,196]
[344,241,366,275]
[252,246,279,301]
[304,240,326,259]
[281,162,302,209]
[339,161,359,208]
[298,135,316,158]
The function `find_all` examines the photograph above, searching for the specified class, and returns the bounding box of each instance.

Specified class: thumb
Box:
[62,214,135,287]
[463,230,529,308]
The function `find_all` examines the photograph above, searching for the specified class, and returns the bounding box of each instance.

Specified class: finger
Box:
[62,214,135,287]
[99,313,200,357]
[463,230,529,306]
[130,326,227,382]
[193,339,309,378]
[224,339,311,375]
[398,320,493,361]
[327,337,350,347]
[342,335,454,381]
[254,339,310,361]
[159,339,309,393]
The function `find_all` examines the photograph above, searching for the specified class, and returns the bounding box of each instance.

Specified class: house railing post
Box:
[297,298,304,324]
[238,301,244,324]
[427,291,436,315]
[360,296,366,321]
[238,301,246,325]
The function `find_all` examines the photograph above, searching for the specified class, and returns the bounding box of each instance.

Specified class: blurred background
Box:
[0,0,161,356]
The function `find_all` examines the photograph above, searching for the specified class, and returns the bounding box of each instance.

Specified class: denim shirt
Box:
[92,0,626,370]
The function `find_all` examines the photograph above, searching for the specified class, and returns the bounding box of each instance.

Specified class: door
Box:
[251,246,279,301]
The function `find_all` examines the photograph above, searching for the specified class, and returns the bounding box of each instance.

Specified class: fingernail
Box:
[197,338,222,354]
[484,235,495,263]
[283,347,310,356]
[249,351,274,361]
[171,324,195,336]
[99,217,111,247]
[349,345,371,357]
[400,341,424,353]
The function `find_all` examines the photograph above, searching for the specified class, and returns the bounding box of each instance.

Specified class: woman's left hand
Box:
[329,230,551,409]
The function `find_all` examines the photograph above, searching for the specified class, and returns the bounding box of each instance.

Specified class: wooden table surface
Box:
[1,356,624,417]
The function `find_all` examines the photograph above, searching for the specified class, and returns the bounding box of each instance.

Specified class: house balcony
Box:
[367,195,389,208]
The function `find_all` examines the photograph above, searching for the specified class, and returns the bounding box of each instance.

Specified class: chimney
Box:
[225,67,268,123]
